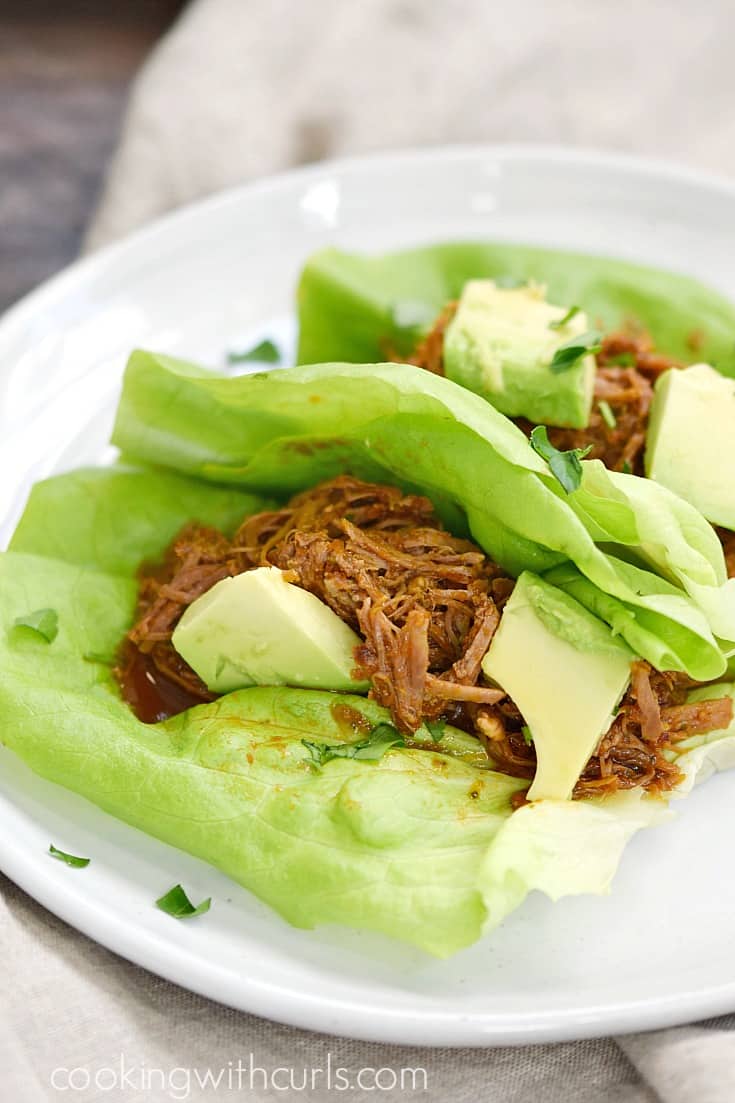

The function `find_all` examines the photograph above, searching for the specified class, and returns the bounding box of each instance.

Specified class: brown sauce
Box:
[116,644,207,724]
[330,701,372,737]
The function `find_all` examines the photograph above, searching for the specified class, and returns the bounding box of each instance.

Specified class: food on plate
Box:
[646,362,735,529]
[5,244,735,955]
[441,281,597,428]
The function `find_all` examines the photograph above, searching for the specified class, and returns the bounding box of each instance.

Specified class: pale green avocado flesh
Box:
[482,571,634,801]
[172,566,369,694]
[646,363,735,530]
[443,280,596,429]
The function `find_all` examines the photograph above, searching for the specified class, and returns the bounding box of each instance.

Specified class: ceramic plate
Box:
[2,146,735,1045]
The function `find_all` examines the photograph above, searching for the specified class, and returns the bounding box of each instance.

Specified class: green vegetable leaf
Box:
[302,722,405,769]
[622,459,633,474]
[549,305,581,330]
[549,331,602,374]
[598,400,617,429]
[227,338,280,365]
[13,608,58,643]
[83,651,114,665]
[425,718,446,742]
[49,844,90,868]
[156,884,211,919]
[521,725,533,746]
[529,426,592,494]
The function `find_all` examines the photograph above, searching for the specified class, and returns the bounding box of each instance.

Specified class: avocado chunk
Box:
[443,280,596,428]
[646,363,735,530]
[481,572,633,801]
[172,566,369,694]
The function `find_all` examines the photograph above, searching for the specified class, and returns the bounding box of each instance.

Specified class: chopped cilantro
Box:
[425,719,446,742]
[530,426,591,494]
[302,722,404,769]
[156,884,211,919]
[13,608,58,643]
[549,330,602,373]
[49,845,89,869]
[549,305,580,330]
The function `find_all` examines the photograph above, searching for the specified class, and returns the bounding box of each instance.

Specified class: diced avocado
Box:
[443,280,596,428]
[172,566,369,694]
[646,363,735,529]
[481,571,633,801]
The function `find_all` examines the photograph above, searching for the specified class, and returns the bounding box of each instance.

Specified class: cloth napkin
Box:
[5,1,735,1099]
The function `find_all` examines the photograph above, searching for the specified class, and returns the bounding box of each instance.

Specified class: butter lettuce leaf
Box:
[112,353,730,679]
[570,462,735,647]
[3,466,735,954]
[296,242,735,376]
[10,464,270,576]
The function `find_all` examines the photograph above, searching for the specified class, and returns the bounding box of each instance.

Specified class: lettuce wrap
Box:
[2,463,726,955]
[111,353,734,679]
[4,355,735,954]
[296,242,735,376]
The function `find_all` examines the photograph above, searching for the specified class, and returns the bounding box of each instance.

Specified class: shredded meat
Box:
[540,333,681,474]
[122,476,511,734]
[120,474,733,803]
[394,302,457,375]
[478,661,732,799]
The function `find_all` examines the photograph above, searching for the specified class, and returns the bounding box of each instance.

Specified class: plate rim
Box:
[3,142,735,1046]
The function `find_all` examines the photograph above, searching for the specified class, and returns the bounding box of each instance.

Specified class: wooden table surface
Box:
[0,3,183,312]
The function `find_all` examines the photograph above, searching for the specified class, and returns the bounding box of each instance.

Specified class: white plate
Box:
[2,146,735,1046]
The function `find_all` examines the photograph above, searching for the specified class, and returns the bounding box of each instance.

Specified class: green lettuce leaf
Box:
[2,467,734,954]
[570,462,735,647]
[296,242,735,376]
[112,353,732,679]
[9,464,270,575]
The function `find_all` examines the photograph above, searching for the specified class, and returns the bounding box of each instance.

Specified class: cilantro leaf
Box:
[13,608,58,643]
[227,338,280,365]
[302,722,404,769]
[530,426,591,494]
[425,719,446,742]
[548,305,581,330]
[598,400,617,429]
[549,330,602,373]
[49,844,90,868]
[521,725,534,746]
[156,884,211,919]
[83,651,114,665]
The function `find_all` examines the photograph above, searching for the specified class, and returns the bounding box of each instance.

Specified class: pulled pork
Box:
[398,301,457,375]
[122,477,512,733]
[119,475,733,801]
[477,660,732,800]
[543,333,680,474]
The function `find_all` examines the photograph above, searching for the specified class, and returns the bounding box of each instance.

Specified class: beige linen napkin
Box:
[4,1,735,1099]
